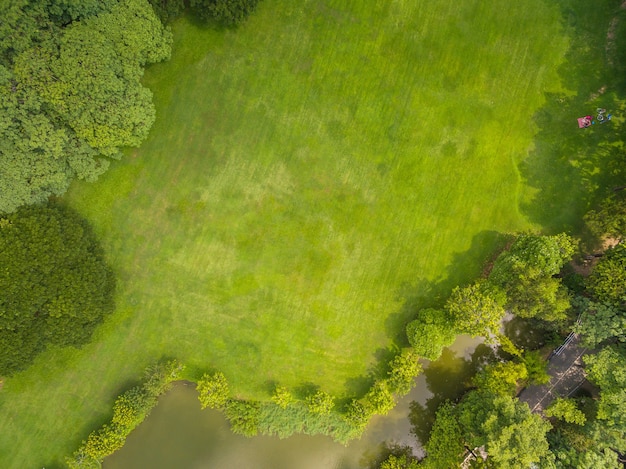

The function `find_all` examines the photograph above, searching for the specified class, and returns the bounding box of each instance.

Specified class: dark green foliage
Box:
[148,0,186,23]
[424,402,465,469]
[190,0,259,26]
[66,360,184,468]
[0,204,115,375]
[0,0,171,213]
[197,371,230,409]
[406,308,456,361]
[522,350,550,386]
[585,244,626,306]
[224,399,261,437]
[490,233,576,321]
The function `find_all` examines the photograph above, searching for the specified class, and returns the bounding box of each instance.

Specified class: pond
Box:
[104,336,487,469]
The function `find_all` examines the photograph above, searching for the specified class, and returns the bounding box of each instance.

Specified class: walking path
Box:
[517,334,591,413]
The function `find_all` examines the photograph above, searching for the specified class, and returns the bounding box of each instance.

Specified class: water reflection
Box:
[104,336,484,469]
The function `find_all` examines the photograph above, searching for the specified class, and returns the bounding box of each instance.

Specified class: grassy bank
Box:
[0,0,580,466]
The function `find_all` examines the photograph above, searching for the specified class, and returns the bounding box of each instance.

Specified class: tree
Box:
[0,0,172,213]
[364,380,396,415]
[585,244,626,306]
[424,402,465,468]
[471,362,528,396]
[406,308,457,361]
[189,0,259,26]
[379,454,420,469]
[584,346,626,430]
[545,398,586,426]
[445,281,506,338]
[387,348,422,395]
[197,372,230,410]
[459,391,552,469]
[0,204,115,375]
[489,233,576,321]
[574,297,626,347]
[522,350,550,386]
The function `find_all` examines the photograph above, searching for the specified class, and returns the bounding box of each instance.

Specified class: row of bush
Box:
[196,347,423,443]
[66,360,184,469]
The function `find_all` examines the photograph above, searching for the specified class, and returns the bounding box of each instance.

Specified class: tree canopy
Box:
[0,203,115,375]
[0,0,171,214]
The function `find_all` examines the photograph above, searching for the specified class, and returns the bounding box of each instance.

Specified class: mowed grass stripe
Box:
[0,1,570,467]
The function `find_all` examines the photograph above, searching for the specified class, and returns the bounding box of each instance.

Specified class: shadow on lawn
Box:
[343,230,509,397]
[519,0,626,234]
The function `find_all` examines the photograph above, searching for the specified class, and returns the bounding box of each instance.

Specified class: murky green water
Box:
[104,336,485,469]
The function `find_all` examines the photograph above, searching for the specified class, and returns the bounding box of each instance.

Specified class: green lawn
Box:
[0,0,573,466]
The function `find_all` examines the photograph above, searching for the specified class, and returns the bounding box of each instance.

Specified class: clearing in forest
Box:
[0,1,571,466]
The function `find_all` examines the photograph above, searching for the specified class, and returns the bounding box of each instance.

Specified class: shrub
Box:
[305,390,335,415]
[197,371,230,410]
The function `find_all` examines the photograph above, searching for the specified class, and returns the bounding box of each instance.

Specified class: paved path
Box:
[518,334,590,413]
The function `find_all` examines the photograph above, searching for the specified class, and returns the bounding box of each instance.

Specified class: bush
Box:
[387,348,422,395]
[225,399,261,436]
[197,371,230,410]
[190,0,260,26]
[305,390,335,415]
[66,360,184,467]
[271,385,295,409]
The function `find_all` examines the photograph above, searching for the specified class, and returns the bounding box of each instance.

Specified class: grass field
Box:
[0,0,579,466]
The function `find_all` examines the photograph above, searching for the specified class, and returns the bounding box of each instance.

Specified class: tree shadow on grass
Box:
[384,230,509,347]
[520,0,626,233]
[341,230,508,400]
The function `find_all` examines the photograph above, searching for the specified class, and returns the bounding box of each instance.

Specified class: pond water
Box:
[104,336,486,469]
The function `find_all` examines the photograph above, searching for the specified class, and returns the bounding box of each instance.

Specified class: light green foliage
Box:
[111,387,150,429]
[553,447,621,469]
[387,348,422,395]
[142,359,185,396]
[545,398,586,426]
[523,350,550,386]
[584,346,626,430]
[190,0,259,25]
[379,454,421,469]
[197,372,230,410]
[459,391,552,469]
[406,309,457,361]
[225,400,261,437]
[0,204,115,375]
[574,297,626,347]
[424,402,465,469]
[344,399,371,428]
[66,359,185,467]
[257,401,363,442]
[445,281,506,338]
[305,390,335,415]
[584,192,626,242]
[1,0,577,463]
[0,0,171,213]
[364,380,396,415]
[471,362,528,396]
[271,385,295,409]
[585,244,626,305]
[490,234,576,321]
